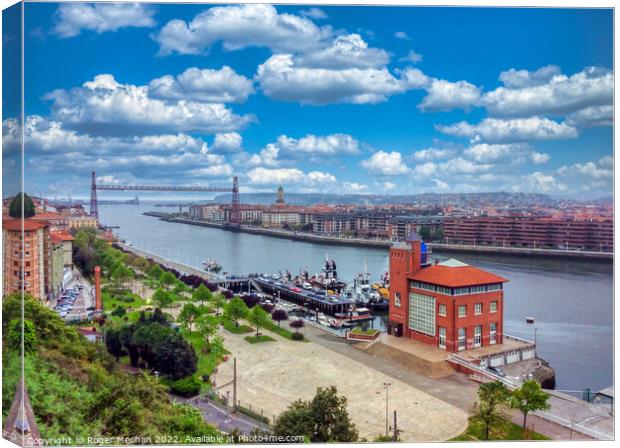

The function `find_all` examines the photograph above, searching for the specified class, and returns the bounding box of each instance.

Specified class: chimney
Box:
[94,266,102,311]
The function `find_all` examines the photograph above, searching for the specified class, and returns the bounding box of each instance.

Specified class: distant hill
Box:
[210,191,563,207]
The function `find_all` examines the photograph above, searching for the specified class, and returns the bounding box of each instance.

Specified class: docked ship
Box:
[343,262,390,311]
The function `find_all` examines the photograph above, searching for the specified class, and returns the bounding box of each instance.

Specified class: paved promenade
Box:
[303,325,611,440]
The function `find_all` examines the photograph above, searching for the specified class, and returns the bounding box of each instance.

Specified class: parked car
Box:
[488,366,506,377]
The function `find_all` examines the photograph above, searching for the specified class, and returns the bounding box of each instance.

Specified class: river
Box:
[98,204,613,393]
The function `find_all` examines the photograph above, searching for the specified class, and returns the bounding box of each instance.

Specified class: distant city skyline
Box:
[2,3,614,199]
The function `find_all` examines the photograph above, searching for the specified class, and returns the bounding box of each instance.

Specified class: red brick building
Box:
[388,234,507,352]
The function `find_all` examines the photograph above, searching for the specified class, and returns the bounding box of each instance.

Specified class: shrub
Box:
[120,296,136,303]
[291,332,304,341]
[169,376,202,397]
[111,306,126,318]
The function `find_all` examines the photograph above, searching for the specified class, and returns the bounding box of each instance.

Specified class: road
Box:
[172,395,269,435]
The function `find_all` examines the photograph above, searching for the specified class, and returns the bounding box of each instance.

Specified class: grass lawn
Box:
[261,320,299,340]
[221,318,253,334]
[451,417,550,441]
[244,335,276,344]
[181,330,230,393]
[102,289,147,310]
[350,327,380,336]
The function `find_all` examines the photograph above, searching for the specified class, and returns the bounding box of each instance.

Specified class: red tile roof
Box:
[50,231,74,243]
[33,211,64,220]
[411,259,508,288]
[2,218,49,231]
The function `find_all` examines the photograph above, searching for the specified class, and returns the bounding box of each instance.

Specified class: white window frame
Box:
[473,325,482,347]
[490,301,498,313]
[439,327,446,350]
[475,303,482,315]
[438,303,447,317]
[490,323,497,345]
[408,292,436,337]
[458,305,467,318]
[457,328,466,351]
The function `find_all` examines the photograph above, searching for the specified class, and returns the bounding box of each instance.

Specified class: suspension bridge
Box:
[89,171,241,224]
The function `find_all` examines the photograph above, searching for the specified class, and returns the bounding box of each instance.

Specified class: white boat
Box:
[202,259,222,272]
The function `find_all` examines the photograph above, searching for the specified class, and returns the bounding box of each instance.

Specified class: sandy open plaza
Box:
[215,328,468,442]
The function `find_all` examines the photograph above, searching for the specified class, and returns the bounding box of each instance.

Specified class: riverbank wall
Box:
[142,212,613,261]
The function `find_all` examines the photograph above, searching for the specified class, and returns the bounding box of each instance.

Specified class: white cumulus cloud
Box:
[361,151,410,175]
[212,132,243,153]
[419,79,481,112]
[256,54,427,105]
[44,74,254,136]
[481,66,613,117]
[294,33,390,69]
[148,66,254,103]
[247,167,336,185]
[154,4,332,55]
[437,117,578,143]
[54,3,156,38]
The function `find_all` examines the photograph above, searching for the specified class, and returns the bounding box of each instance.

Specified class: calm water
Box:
[99,204,614,392]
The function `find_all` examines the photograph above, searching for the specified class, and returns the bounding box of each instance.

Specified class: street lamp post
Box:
[383,382,391,437]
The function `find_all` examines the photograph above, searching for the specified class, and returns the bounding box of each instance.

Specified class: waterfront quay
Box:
[144,213,613,261]
[254,277,353,316]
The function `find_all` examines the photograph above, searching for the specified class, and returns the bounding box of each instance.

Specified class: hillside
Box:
[2,294,220,444]
[211,191,563,207]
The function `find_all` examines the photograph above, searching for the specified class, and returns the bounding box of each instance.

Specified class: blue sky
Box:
[2,3,614,200]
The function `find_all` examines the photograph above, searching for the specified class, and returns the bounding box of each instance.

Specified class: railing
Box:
[504,334,535,345]
[447,354,520,389]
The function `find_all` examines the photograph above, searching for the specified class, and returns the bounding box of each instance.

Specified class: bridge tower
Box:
[230,176,240,224]
[90,171,99,220]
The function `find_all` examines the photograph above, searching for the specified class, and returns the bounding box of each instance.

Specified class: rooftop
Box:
[3,218,50,231]
[50,231,74,243]
[411,258,508,287]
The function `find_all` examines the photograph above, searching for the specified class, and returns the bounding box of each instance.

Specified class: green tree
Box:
[196,315,219,345]
[274,386,358,442]
[192,284,212,308]
[178,303,201,334]
[147,264,165,280]
[160,271,177,290]
[418,225,431,241]
[105,327,125,360]
[224,297,249,326]
[112,264,133,288]
[435,228,444,242]
[8,192,35,218]
[247,305,270,337]
[510,380,551,434]
[152,288,173,309]
[8,319,38,354]
[472,381,511,440]
[212,294,225,316]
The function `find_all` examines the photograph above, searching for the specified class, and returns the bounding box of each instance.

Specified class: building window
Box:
[470,285,485,293]
[490,323,497,345]
[458,305,467,317]
[490,301,498,313]
[475,303,482,315]
[454,287,470,295]
[394,292,401,307]
[439,327,446,350]
[438,303,447,317]
[474,325,482,347]
[487,284,502,291]
[458,328,466,351]
[437,286,451,295]
[408,292,436,337]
